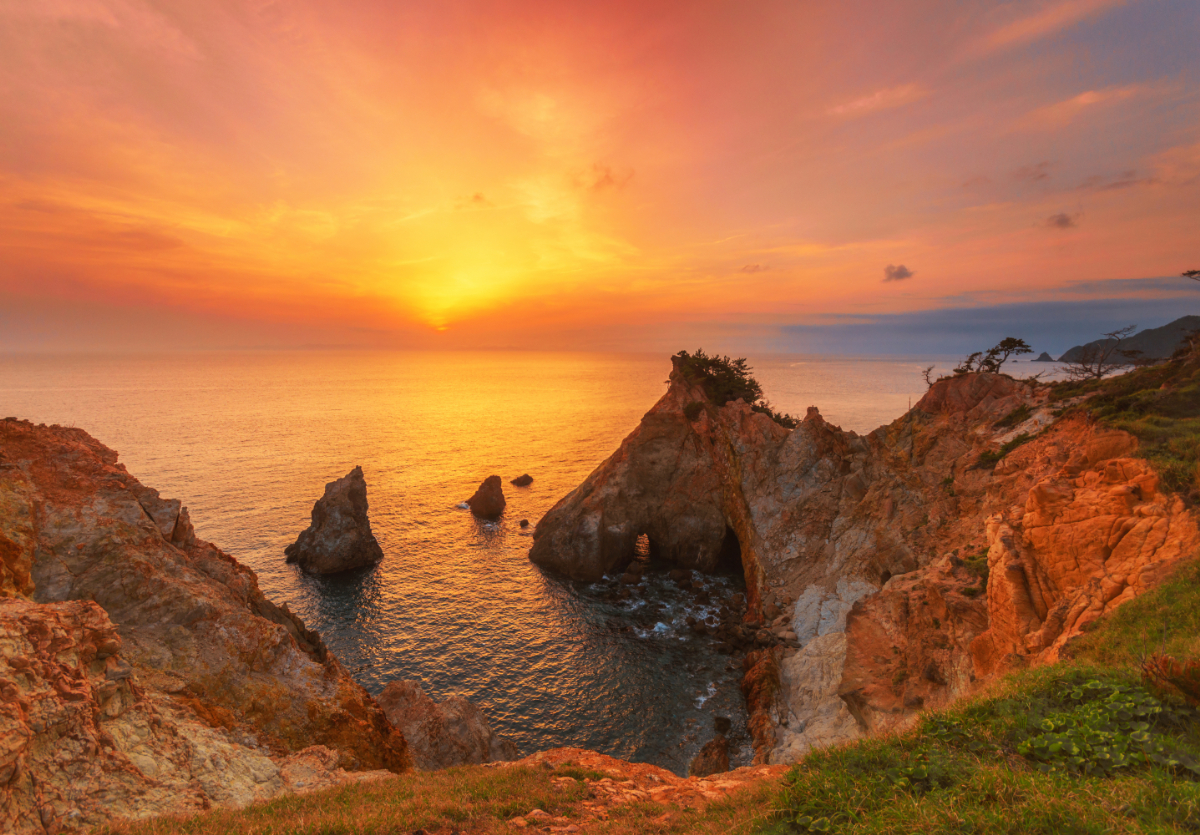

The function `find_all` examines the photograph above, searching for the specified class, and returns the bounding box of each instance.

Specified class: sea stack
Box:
[285,466,384,574]
[466,475,506,518]
[511,473,533,486]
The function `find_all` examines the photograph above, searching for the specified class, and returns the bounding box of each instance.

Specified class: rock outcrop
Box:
[285,466,384,574]
[530,363,1199,764]
[377,680,519,769]
[0,419,409,833]
[511,474,534,487]
[466,475,506,518]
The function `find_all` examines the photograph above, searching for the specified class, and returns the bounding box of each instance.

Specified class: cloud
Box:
[883,264,915,282]
[741,264,769,273]
[1046,212,1078,229]
[455,192,494,210]
[575,163,634,193]
[1076,169,1150,191]
[829,84,928,118]
[1018,85,1143,129]
[987,0,1126,50]
[1014,162,1054,182]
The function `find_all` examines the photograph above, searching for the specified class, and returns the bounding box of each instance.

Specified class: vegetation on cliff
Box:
[674,349,798,428]
[1052,341,1200,498]
[769,557,1200,834]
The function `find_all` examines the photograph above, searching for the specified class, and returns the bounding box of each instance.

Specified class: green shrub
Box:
[976,432,1032,469]
[674,349,763,405]
[963,550,990,585]
[683,401,704,421]
[751,402,799,429]
[1051,353,1200,497]
[995,403,1033,429]
[674,350,797,429]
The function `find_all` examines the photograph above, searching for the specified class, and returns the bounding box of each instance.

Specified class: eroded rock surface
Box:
[377,680,519,769]
[530,365,1199,764]
[285,466,384,574]
[0,419,409,832]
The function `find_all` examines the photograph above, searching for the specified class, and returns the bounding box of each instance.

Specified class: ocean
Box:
[0,350,943,773]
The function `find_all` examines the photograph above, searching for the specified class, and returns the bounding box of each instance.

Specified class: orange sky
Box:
[1,0,1198,351]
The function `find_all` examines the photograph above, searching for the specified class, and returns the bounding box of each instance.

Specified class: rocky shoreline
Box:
[530,358,1198,763]
[2,355,1196,832]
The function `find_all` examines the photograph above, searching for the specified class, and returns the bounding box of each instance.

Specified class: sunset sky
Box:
[1,0,1198,354]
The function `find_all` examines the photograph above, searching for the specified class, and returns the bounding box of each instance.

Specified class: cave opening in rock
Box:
[716,525,744,577]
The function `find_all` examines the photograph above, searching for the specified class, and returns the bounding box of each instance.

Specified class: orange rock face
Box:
[531,367,1199,765]
[0,418,409,833]
[970,418,1198,676]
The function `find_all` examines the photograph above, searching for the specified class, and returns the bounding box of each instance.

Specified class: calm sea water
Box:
[0,351,944,773]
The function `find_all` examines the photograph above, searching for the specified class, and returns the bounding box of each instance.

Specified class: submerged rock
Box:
[688,735,730,777]
[285,466,384,574]
[511,474,534,486]
[377,680,519,769]
[466,475,506,518]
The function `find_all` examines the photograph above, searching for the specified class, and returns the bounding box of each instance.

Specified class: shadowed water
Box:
[0,350,935,773]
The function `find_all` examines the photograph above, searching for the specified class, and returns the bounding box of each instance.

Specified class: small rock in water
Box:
[619,573,640,585]
[668,569,689,582]
[519,519,530,528]
[466,475,506,518]
[714,716,732,734]
[511,474,534,486]
[284,466,384,575]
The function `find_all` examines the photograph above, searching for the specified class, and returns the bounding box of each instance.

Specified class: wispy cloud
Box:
[1018,85,1143,129]
[741,263,769,273]
[987,0,1126,50]
[1014,161,1054,182]
[829,84,928,118]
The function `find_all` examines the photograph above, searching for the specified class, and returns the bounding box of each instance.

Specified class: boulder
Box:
[377,680,519,770]
[687,734,730,777]
[511,474,534,487]
[466,475,506,518]
[285,466,384,574]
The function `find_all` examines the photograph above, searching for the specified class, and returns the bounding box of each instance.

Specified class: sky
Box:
[1,0,1198,355]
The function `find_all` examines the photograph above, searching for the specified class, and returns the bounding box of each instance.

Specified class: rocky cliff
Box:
[0,419,409,834]
[530,360,1199,764]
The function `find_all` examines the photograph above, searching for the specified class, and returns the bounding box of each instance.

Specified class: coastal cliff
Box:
[0,419,409,834]
[531,359,1199,764]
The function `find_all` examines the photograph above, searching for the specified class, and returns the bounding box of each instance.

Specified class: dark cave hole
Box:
[716,525,744,577]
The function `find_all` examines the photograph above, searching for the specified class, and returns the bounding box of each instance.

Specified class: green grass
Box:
[1051,354,1200,498]
[102,761,782,835]
[768,557,1200,834]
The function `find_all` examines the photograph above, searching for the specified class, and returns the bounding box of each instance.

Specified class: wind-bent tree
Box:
[954,337,1032,375]
[1063,325,1138,381]
[1184,269,1199,281]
